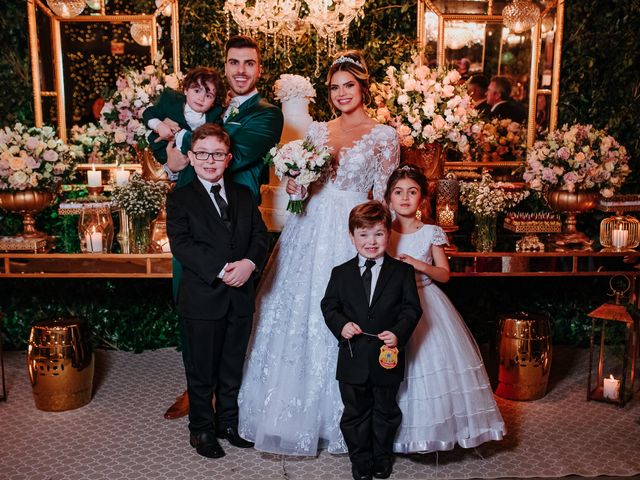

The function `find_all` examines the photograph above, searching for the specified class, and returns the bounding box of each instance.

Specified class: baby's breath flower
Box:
[111,173,168,218]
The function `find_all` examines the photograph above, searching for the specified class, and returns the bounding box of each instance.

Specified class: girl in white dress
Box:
[385,165,506,453]
[238,50,400,456]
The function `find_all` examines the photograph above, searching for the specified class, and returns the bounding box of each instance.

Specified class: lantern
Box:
[78,204,114,253]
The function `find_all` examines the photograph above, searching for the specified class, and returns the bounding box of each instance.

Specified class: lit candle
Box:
[603,374,620,401]
[85,227,103,253]
[438,205,455,227]
[611,228,629,249]
[115,167,130,186]
[87,165,102,187]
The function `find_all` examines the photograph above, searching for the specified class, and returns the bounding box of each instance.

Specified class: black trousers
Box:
[339,381,402,470]
[182,309,252,434]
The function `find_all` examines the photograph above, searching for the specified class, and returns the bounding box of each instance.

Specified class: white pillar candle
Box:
[603,374,620,400]
[115,167,130,186]
[85,229,103,253]
[87,166,102,187]
[611,228,629,249]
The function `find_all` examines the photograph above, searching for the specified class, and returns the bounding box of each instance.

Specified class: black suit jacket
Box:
[488,99,527,124]
[166,177,269,320]
[321,254,422,386]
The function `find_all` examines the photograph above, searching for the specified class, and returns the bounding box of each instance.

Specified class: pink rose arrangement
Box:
[523,123,630,198]
[369,61,478,153]
[0,123,81,192]
[99,58,182,151]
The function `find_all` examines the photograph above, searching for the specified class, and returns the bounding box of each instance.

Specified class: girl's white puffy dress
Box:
[238,122,399,456]
[389,225,506,453]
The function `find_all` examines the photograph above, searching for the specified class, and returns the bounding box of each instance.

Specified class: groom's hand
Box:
[222,259,255,287]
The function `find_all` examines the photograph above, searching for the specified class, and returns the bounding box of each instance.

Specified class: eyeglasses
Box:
[192,151,228,162]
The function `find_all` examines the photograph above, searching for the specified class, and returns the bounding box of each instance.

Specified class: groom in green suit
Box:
[163,35,283,422]
[165,36,283,199]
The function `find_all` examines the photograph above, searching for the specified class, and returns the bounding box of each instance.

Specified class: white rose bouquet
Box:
[265,137,331,214]
[523,123,630,198]
[0,123,82,192]
[369,62,478,153]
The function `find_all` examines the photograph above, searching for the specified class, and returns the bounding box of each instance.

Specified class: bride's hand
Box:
[286,178,306,197]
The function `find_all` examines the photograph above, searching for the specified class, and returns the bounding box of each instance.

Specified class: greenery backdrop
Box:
[0,0,638,350]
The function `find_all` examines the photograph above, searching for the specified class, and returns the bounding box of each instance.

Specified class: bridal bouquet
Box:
[265,137,331,214]
[273,74,316,103]
[523,123,630,198]
[99,57,183,151]
[0,123,82,192]
[369,62,478,153]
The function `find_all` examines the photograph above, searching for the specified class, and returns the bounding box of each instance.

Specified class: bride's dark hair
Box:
[326,50,371,113]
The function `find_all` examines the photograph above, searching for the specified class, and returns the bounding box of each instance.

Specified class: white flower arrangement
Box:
[0,123,82,192]
[265,137,331,213]
[69,123,132,164]
[523,123,630,198]
[273,74,316,103]
[111,173,168,218]
[460,173,530,217]
[369,62,478,153]
[99,57,183,151]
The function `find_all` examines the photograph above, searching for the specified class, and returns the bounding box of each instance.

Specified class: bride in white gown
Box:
[238,50,400,456]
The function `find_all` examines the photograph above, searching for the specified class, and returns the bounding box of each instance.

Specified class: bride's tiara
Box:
[332,56,363,69]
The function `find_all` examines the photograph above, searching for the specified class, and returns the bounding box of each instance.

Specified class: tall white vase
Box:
[259,97,314,232]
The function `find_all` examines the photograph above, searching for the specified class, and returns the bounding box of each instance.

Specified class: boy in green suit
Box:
[143,67,224,169]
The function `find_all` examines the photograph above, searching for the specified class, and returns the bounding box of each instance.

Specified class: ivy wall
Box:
[0,0,638,350]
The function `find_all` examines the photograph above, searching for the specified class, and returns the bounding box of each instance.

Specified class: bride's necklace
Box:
[340,118,365,134]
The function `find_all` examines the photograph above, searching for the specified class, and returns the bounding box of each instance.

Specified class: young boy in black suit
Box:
[166,123,268,459]
[321,201,422,480]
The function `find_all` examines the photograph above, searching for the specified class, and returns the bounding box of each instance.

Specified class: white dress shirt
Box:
[358,254,384,304]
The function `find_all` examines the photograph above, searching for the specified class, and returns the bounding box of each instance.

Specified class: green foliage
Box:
[559,0,640,187]
[1,280,179,352]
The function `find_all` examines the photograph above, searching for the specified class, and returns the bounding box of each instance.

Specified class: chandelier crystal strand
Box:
[502,0,541,34]
[224,0,365,74]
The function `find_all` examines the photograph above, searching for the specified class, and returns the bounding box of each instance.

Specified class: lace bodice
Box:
[306,121,399,200]
[388,225,448,286]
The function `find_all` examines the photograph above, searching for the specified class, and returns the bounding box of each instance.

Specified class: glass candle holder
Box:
[78,206,114,253]
[599,214,639,251]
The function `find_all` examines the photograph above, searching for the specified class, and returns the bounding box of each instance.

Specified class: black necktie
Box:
[210,184,231,230]
[362,259,376,304]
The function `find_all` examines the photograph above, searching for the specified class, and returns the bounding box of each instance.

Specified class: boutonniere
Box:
[226,105,240,122]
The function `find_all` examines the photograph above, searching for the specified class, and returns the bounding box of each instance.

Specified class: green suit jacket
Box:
[142,89,223,164]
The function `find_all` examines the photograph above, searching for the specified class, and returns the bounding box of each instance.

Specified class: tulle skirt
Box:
[238,184,368,456]
[393,281,506,454]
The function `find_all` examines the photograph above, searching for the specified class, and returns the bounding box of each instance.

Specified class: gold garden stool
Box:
[496,312,553,400]
[27,318,94,411]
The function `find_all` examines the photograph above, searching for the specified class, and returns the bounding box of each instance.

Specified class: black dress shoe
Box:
[190,431,225,458]
[351,464,372,480]
[372,461,392,479]
[217,427,255,448]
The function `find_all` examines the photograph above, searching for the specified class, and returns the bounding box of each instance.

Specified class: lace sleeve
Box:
[371,126,400,201]
[431,225,449,246]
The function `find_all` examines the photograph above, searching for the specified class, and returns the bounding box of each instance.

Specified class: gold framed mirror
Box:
[418,0,565,171]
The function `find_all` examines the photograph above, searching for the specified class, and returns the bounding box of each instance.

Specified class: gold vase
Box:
[0,190,56,238]
[138,147,173,252]
[546,189,598,248]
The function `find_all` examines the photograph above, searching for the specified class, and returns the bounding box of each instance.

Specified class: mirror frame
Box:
[418,0,565,169]
[27,0,181,142]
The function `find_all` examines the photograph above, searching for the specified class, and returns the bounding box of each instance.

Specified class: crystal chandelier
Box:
[46,0,86,17]
[502,0,541,34]
[224,0,366,71]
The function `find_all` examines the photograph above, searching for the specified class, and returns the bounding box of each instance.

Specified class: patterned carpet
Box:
[1,346,639,480]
